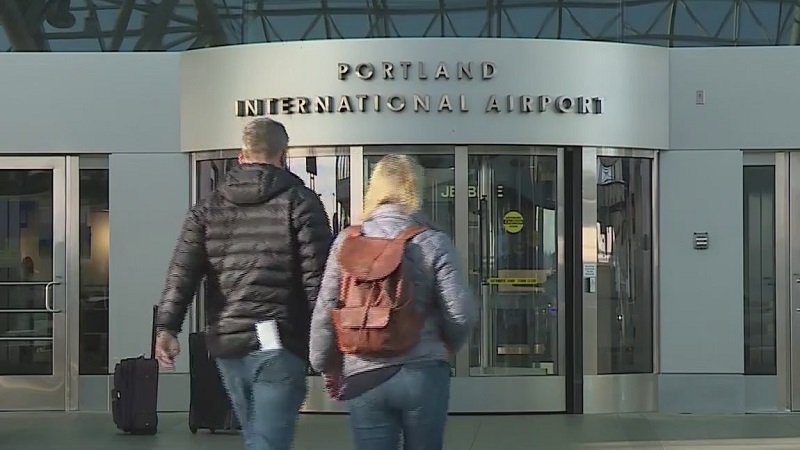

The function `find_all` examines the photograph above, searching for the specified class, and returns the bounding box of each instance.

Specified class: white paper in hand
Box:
[255,320,282,351]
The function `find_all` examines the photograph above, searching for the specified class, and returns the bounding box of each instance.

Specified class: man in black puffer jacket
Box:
[154,118,332,450]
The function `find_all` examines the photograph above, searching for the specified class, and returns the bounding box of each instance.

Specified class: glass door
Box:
[362,147,565,412]
[364,148,457,374]
[467,151,562,377]
[0,157,67,410]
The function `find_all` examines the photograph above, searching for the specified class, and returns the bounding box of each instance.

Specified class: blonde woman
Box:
[309,154,478,450]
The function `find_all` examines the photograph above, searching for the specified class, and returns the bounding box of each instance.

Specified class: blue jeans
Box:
[216,350,307,450]
[345,360,451,450]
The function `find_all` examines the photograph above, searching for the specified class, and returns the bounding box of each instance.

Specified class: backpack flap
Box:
[337,236,404,281]
[332,306,390,329]
[332,304,393,354]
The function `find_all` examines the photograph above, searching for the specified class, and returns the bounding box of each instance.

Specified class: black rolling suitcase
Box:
[111,305,160,435]
[188,331,240,434]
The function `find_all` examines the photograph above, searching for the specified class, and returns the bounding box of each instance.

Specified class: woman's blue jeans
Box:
[345,360,451,450]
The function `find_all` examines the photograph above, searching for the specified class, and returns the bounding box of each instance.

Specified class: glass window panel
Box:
[743,165,776,375]
[330,15,372,39]
[0,0,796,50]
[0,340,52,375]
[498,4,556,39]
[596,157,653,374]
[196,153,350,376]
[0,169,54,376]
[286,156,351,234]
[197,154,350,258]
[385,12,432,38]
[467,153,559,376]
[564,3,622,41]
[79,169,110,375]
[442,10,487,37]
[735,2,779,44]
[363,148,456,374]
[363,148,456,238]
[670,1,740,46]
[622,1,670,46]
[778,6,797,45]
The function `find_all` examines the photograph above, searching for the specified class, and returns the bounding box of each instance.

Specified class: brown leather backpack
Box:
[332,225,427,357]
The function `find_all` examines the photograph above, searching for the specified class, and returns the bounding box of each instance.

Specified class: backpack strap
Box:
[343,225,362,238]
[395,225,427,242]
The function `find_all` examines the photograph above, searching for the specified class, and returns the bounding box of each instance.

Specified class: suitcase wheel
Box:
[209,428,216,434]
[189,424,198,434]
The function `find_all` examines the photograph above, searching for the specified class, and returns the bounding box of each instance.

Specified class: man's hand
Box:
[155,331,180,370]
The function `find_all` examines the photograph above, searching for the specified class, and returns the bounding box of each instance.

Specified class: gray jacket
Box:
[309,204,478,377]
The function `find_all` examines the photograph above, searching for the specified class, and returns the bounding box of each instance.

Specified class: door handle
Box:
[478,195,488,284]
[44,279,62,313]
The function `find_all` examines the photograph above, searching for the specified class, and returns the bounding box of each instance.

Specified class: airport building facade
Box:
[0,1,797,414]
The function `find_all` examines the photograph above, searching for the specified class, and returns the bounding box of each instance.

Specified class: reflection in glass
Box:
[0,340,52,375]
[596,157,653,374]
[0,169,54,376]
[287,156,351,233]
[467,154,559,376]
[364,150,455,237]
[196,155,351,375]
[743,166,776,375]
[197,158,240,203]
[196,156,351,233]
[364,149,456,374]
[79,169,110,375]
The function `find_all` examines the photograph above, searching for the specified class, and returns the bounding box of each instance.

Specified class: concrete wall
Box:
[659,46,800,412]
[0,53,180,154]
[108,152,191,411]
[658,150,745,412]
[670,47,800,150]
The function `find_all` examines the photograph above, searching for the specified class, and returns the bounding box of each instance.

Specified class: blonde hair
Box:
[363,155,422,219]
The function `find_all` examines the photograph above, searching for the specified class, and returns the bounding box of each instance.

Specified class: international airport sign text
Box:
[235,61,605,117]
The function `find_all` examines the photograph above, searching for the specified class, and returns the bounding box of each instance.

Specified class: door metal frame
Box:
[775,151,790,411]
[465,145,563,375]
[353,145,567,411]
[583,147,659,414]
[363,145,455,156]
[781,151,800,411]
[70,155,109,411]
[66,156,79,411]
[581,147,599,377]
[454,146,469,377]
[452,146,566,412]
[0,156,68,410]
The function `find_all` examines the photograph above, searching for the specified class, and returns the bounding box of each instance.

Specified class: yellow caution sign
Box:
[486,277,540,286]
[502,210,524,234]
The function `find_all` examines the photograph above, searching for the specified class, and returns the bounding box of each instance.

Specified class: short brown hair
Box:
[241,118,289,159]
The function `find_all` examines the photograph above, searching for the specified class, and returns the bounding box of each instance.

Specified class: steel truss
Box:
[0,0,798,51]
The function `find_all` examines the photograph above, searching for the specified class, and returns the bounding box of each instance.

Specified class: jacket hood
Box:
[365,204,442,231]
[219,164,303,205]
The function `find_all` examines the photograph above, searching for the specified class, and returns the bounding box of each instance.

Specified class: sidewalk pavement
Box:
[3,411,800,449]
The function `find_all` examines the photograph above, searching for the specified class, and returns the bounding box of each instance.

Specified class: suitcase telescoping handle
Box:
[150,304,159,360]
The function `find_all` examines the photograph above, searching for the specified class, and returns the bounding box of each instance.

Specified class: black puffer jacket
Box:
[156,164,332,359]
